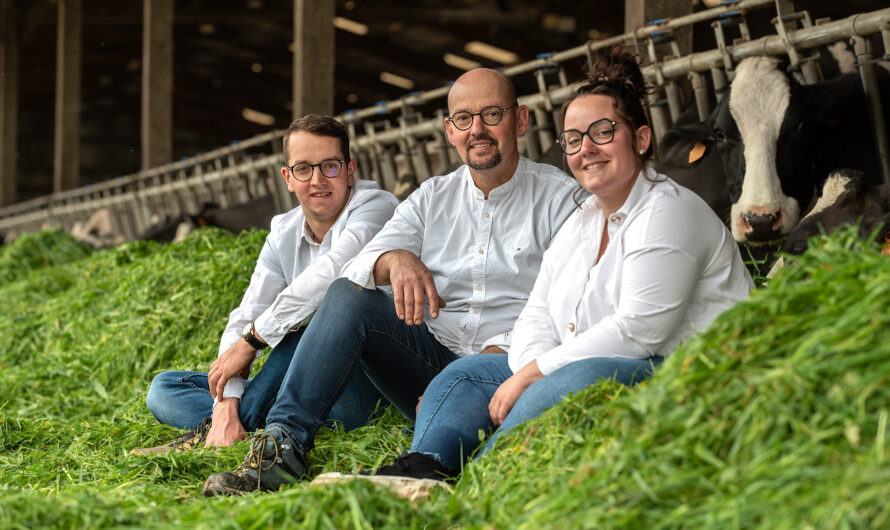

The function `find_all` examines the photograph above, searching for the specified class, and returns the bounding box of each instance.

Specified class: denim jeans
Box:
[264,278,461,454]
[145,327,386,432]
[411,353,664,471]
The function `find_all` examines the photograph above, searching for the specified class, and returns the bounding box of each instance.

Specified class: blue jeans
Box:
[411,353,664,471]
[145,327,386,432]
[264,278,461,454]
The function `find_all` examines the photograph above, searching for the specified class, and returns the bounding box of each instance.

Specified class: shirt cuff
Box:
[219,375,246,402]
[341,250,388,289]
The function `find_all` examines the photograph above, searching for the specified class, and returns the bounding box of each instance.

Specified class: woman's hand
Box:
[488,360,543,426]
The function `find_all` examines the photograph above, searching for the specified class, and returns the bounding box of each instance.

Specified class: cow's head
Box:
[784,169,890,255]
[714,56,809,244]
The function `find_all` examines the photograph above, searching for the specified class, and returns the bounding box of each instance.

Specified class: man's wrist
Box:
[213,397,240,411]
[241,320,267,350]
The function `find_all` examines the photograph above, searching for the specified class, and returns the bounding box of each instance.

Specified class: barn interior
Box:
[0,0,888,241]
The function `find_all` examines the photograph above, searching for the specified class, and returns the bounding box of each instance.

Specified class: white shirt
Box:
[342,157,579,355]
[509,167,753,376]
[219,179,399,399]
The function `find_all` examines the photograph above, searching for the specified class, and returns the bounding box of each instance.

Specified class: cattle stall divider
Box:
[1,2,889,242]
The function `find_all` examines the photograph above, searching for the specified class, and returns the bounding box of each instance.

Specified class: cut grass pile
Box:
[0,226,887,528]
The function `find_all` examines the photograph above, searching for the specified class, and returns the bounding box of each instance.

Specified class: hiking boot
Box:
[129,417,211,455]
[360,452,457,481]
[202,424,307,496]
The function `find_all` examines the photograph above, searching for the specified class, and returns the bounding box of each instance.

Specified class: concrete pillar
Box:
[0,0,19,206]
[141,0,173,170]
[293,0,335,118]
[53,0,81,193]
[625,0,693,56]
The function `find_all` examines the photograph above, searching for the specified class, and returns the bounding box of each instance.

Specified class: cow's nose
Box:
[741,209,784,242]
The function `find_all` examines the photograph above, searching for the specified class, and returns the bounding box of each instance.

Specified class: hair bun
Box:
[586,44,650,102]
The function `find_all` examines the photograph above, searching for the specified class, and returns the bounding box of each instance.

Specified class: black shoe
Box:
[129,417,211,455]
[360,452,457,481]
[202,424,307,496]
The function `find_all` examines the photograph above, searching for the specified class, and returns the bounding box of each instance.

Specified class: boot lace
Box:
[165,417,211,451]
[233,430,281,489]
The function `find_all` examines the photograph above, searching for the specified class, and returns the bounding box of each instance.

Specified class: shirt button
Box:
[471,308,478,314]
[610,215,621,223]
[568,322,576,332]
[478,249,484,254]
[461,342,468,349]
[485,212,491,218]
[476,285,482,291]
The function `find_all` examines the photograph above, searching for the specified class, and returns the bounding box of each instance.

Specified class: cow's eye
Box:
[712,128,725,142]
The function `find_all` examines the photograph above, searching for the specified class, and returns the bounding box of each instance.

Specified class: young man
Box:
[202,68,581,496]
[132,115,398,453]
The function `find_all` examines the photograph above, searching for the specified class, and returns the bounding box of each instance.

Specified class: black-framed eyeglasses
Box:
[557,118,619,155]
[286,159,345,182]
[448,105,515,131]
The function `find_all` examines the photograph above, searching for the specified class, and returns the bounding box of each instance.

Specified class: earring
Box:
[639,149,645,155]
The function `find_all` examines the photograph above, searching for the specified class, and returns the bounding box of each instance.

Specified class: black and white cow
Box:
[711,55,888,244]
[655,117,731,219]
[783,168,890,255]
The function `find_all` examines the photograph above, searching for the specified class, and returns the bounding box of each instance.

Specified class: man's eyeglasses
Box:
[557,118,619,155]
[448,105,515,131]
[286,159,345,182]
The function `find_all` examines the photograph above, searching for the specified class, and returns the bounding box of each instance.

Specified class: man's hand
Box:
[208,338,256,400]
[488,360,543,426]
[373,250,446,325]
[204,398,248,447]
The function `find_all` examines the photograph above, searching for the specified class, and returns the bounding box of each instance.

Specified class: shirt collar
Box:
[465,156,525,200]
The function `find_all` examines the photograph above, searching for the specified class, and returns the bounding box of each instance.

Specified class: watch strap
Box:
[243,322,267,350]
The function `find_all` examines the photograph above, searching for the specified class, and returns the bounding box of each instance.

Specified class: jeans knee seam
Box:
[179,374,211,395]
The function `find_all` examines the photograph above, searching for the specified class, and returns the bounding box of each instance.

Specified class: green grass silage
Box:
[0,226,888,529]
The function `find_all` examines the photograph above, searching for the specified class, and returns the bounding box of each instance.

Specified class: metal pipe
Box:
[690,71,711,120]
[852,35,890,184]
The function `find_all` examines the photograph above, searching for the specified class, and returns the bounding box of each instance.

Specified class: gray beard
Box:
[467,149,502,170]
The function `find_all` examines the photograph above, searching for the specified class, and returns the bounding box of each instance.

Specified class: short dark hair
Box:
[282,114,351,163]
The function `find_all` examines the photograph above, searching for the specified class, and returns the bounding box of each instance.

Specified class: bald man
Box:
[203,69,580,496]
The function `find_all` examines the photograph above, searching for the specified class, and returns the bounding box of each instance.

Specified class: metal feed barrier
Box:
[2,0,888,243]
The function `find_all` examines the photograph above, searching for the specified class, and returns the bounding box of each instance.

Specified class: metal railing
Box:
[2,1,888,242]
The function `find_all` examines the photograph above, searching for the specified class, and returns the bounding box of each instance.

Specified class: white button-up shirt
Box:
[342,157,579,355]
[220,179,398,399]
[509,167,753,376]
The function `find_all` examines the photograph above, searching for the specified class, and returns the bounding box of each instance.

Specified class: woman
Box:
[363,45,753,480]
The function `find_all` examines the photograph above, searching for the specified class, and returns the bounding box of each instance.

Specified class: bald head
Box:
[447,68,517,114]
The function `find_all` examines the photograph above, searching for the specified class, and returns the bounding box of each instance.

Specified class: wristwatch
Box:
[241,321,267,350]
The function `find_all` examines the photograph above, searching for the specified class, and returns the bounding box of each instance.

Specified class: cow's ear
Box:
[688,142,707,164]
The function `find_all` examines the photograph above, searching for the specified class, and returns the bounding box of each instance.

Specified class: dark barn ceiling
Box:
[9,0,887,200]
